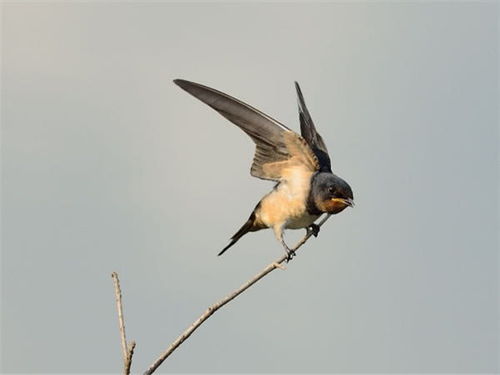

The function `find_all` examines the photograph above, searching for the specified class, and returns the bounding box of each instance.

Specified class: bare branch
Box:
[112,272,135,375]
[125,341,136,375]
[143,214,331,375]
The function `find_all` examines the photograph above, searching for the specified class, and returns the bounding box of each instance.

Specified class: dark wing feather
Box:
[174,79,319,181]
[295,82,332,172]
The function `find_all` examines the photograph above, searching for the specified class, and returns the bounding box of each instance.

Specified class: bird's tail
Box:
[218,211,261,256]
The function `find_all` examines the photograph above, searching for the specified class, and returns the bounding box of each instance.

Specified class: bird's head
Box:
[311,172,354,214]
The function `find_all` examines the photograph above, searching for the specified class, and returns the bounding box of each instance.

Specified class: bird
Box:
[174,79,354,261]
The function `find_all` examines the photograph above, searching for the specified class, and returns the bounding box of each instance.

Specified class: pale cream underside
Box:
[255,165,319,238]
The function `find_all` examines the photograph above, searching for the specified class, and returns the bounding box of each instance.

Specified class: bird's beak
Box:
[331,197,355,207]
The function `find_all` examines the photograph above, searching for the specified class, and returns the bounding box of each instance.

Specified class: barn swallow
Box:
[174,79,354,261]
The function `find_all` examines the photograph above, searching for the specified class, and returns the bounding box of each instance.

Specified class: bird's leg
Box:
[307,223,320,238]
[273,224,295,262]
[280,237,296,262]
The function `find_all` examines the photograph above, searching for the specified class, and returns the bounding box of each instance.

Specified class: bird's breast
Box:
[255,167,315,228]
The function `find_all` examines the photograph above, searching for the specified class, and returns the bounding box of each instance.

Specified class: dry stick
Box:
[111,272,136,375]
[124,341,136,375]
[144,214,332,375]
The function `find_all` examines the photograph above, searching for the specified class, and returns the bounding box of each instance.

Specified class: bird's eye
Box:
[328,186,336,195]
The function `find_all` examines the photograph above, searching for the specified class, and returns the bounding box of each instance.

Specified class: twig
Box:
[125,341,136,375]
[143,214,332,375]
[112,272,135,375]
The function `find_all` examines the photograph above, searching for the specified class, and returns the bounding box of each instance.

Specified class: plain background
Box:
[1,2,498,373]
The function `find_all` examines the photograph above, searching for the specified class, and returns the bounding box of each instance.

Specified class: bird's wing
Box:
[174,79,319,181]
[295,82,332,172]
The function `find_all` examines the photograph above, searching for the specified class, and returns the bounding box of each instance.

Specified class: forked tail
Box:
[218,210,262,256]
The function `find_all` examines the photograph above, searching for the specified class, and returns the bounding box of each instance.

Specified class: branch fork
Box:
[111,272,136,375]
[112,214,332,374]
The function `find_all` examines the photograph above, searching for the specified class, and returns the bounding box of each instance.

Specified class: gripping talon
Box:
[307,223,320,237]
[285,248,296,262]
[279,234,296,262]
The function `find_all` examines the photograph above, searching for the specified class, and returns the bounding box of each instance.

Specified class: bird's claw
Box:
[285,248,296,263]
[307,223,320,237]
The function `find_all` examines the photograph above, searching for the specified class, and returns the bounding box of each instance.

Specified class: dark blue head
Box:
[309,172,354,214]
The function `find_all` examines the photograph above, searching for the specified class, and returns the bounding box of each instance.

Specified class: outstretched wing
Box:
[174,79,319,181]
[295,82,332,172]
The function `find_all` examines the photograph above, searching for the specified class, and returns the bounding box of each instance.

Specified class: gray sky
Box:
[1,2,498,373]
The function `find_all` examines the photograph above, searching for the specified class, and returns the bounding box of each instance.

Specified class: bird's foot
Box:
[279,236,295,262]
[307,223,320,237]
[284,247,296,263]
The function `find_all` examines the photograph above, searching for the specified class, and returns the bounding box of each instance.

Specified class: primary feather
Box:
[174,79,319,181]
[295,82,332,172]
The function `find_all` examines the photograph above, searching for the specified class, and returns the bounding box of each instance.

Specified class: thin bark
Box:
[111,272,135,375]
[125,341,136,375]
[143,214,331,375]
